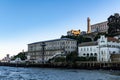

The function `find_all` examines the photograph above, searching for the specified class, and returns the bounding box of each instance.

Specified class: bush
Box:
[54,57,66,62]
[66,51,78,63]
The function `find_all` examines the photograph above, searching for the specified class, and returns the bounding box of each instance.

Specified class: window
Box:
[90,53,93,56]
[87,53,89,57]
[66,41,68,44]
[30,46,33,51]
[101,51,103,55]
[90,48,92,51]
[107,45,111,47]
[84,48,86,51]
[113,51,115,54]
[87,48,89,51]
[66,46,67,49]
[94,53,97,56]
[81,48,82,51]
[58,42,59,45]
[102,58,103,61]
[62,42,65,45]
[101,41,105,43]
[112,45,115,48]
[68,41,70,44]
[68,46,70,49]
[83,53,86,56]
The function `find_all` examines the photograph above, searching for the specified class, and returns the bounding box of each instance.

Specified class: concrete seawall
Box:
[0,61,120,70]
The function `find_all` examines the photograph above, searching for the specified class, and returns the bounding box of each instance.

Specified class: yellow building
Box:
[67,29,81,36]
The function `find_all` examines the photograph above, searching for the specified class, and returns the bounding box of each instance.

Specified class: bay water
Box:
[0,66,120,80]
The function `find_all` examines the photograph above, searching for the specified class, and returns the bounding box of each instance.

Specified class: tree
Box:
[66,51,78,63]
[11,52,27,60]
[94,32,107,41]
[107,13,120,36]
[54,57,66,62]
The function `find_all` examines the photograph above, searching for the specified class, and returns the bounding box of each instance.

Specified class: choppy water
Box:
[0,66,120,80]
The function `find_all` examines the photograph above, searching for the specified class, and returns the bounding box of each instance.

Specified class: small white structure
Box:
[78,35,120,62]
[1,54,11,62]
[27,55,30,60]
[10,58,22,63]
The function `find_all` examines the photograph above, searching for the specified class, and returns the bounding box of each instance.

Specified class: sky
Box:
[0,0,120,59]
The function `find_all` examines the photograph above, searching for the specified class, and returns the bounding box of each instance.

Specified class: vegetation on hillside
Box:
[11,52,27,60]
[61,35,92,43]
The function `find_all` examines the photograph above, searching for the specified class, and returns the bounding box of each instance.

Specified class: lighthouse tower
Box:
[87,17,91,33]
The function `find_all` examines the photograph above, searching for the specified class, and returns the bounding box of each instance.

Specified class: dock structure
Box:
[74,61,120,70]
[0,61,120,70]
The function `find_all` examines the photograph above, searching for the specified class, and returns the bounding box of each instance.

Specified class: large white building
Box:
[27,38,77,63]
[78,35,120,62]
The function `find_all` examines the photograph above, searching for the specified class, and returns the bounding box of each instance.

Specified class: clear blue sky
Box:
[0,0,120,59]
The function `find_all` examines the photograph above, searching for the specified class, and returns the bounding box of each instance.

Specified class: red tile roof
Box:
[107,37,119,42]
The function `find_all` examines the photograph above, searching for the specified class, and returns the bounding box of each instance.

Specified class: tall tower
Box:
[87,17,91,33]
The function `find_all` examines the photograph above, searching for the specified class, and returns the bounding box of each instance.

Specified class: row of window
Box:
[83,53,97,56]
[45,41,76,46]
[28,52,55,56]
[100,45,120,48]
[29,46,76,51]
[91,23,108,30]
[80,47,96,51]
[29,41,76,51]
[91,26,107,30]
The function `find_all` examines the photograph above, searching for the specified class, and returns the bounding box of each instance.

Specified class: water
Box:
[0,66,120,80]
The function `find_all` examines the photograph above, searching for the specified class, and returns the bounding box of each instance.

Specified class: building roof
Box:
[91,21,108,26]
[28,38,76,45]
[78,41,98,47]
[107,37,119,42]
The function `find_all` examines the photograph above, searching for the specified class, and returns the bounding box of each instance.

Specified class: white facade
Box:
[78,35,120,62]
[27,38,77,63]
[78,42,99,61]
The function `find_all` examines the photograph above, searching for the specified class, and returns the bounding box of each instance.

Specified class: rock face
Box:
[107,13,120,35]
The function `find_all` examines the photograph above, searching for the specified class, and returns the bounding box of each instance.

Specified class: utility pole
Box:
[41,42,46,64]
